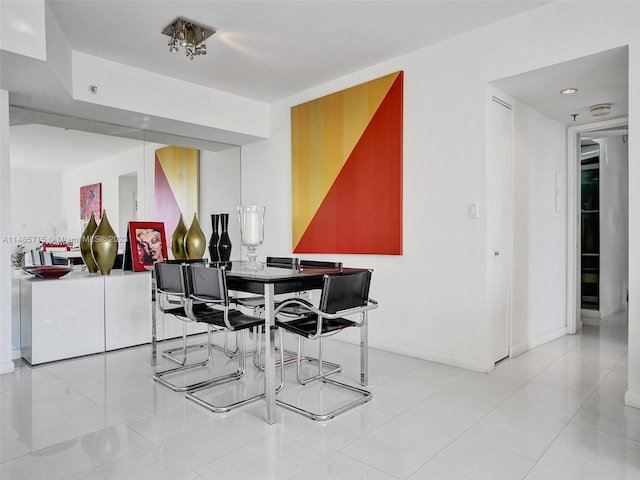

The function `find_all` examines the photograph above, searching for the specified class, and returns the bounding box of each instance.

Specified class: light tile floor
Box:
[1,311,639,479]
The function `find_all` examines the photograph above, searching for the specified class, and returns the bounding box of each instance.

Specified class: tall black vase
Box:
[208,214,220,262]
[218,213,232,262]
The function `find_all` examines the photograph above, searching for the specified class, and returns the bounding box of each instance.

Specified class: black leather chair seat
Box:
[196,308,264,330]
[278,315,356,338]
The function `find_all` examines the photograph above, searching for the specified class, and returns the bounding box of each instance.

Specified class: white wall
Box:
[199,148,242,260]
[62,146,145,246]
[1,89,14,373]
[118,175,137,237]
[10,169,64,251]
[241,2,640,374]
[599,135,629,318]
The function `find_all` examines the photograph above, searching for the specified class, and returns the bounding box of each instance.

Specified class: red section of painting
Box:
[154,154,182,241]
[295,73,403,254]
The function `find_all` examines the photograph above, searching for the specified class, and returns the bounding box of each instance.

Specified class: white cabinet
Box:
[20,271,151,365]
[105,273,152,350]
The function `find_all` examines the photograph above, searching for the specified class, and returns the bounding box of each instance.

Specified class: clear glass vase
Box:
[237,205,265,271]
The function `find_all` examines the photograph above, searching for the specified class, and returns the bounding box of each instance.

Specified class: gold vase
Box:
[80,212,99,273]
[185,213,206,259]
[91,210,118,275]
[171,214,188,260]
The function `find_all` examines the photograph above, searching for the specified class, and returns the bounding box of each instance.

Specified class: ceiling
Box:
[46,0,550,103]
[4,1,629,171]
[491,46,628,126]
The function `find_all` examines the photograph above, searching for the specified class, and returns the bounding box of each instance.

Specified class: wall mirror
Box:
[9,106,242,260]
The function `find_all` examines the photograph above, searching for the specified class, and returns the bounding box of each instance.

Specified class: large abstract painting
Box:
[291,71,403,254]
[80,182,102,220]
[154,146,199,254]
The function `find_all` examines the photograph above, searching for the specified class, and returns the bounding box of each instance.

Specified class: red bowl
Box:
[22,266,73,279]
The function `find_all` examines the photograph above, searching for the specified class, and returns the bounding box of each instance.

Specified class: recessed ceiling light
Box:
[561,88,578,95]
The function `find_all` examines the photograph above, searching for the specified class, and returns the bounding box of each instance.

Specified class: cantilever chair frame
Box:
[240,257,344,380]
[153,261,228,392]
[158,259,241,364]
[182,264,285,413]
[274,269,378,421]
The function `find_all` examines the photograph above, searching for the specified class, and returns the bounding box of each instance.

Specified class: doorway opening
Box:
[566,117,628,334]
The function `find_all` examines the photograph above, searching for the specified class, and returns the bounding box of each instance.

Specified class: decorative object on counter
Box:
[208,214,220,262]
[80,183,102,221]
[91,210,118,275]
[11,244,26,268]
[129,221,168,272]
[22,265,73,280]
[238,205,265,271]
[218,213,232,262]
[80,212,99,273]
[185,213,206,259]
[171,214,188,260]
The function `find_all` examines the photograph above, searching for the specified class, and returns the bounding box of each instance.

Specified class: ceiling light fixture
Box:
[162,18,215,60]
[560,88,578,95]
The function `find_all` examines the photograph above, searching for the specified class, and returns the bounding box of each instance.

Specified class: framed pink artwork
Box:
[80,183,102,220]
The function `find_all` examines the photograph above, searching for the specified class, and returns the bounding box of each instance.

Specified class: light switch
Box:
[468,202,479,219]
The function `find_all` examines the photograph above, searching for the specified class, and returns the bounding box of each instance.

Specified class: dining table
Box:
[150,260,364,425]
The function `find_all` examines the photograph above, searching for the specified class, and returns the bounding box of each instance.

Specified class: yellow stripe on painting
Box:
[156,146,199,216]
[291,72,400,247]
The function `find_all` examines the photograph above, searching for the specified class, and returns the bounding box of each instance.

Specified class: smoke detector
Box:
[590,103,612,117]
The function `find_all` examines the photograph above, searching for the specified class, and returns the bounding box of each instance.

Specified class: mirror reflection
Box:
[9,106,242,263]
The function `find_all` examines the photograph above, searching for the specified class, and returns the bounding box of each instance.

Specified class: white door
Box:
[486,96,512,363]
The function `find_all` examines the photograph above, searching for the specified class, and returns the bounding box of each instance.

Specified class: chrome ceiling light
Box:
[162,18,216,60]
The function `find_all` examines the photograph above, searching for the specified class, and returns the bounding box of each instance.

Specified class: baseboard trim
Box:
[12,348,21,360]
[510,326,567,358]
[367,339,493,373]
[625,390,640,409]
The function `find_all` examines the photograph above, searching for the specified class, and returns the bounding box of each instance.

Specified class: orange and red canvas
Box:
[291,71,403,254]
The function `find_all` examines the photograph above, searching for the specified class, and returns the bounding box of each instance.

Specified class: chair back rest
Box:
[319,270,372,314]
[40,251,54,265]
[31,250,42,266]
[51,255,70,266]
[154,262,186,296]
[266,256,299,269]
[165,259,206,265]
[184,265,230,307]
[300,259,343,270]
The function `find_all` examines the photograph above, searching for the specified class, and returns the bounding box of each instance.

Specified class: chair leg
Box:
[185,330,286,413]
[276,332,372,421]
[293,335,342,385]
[360,313,368,386]
[154,326,243,392]
[251,326,307,371]
[161,321,209,365]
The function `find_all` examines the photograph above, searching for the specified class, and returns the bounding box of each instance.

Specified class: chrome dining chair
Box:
[274,269,378,421]
[235,256,342,379]
[155,259,209,367]
[153,261,226,392]
[183,264,285,413]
